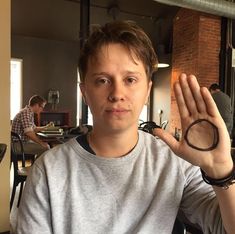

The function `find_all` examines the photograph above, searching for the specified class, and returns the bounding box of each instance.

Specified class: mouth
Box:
[106,108,130,113]
[105,108,131,117]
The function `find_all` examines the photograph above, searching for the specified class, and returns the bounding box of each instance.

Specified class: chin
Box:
[107,122,137,133]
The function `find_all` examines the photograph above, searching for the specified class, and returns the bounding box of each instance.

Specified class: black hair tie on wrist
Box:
[184,119,219,151]
[201,166,235,189]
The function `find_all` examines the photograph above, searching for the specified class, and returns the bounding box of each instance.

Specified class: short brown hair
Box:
[29,95,46,106]
[78,21,158,82]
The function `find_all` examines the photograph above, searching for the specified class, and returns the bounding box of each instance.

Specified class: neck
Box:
[87,129,139,158]
[211,89,220,94]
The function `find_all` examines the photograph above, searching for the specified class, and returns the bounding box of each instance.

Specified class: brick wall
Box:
[170,8,221,133]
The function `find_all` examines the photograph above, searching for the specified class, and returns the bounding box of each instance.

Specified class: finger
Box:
[153,128,180,154]
[174,81,190,119]
[187,75,207,113]
[201,87,220,117]
[178,74,198,116]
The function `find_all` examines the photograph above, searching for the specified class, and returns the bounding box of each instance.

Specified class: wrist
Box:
[201,158,234,179]
[39,141,46,146]
[41,142,50,149]
[201,161,235,189]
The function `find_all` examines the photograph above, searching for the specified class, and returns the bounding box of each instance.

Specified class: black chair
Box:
[0,143,7,163]
[138,121,161,134]
[0,143,7,215]
[161,120,169,130]
[10,132,35,211]
[172,217,186,234]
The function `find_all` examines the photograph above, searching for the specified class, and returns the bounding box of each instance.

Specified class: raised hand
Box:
[153,73,233,179]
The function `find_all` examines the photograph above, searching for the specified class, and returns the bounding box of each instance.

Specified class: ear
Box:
[79,83,87,105]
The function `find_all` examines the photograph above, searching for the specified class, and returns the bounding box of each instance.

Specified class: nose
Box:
[108,81,125,102]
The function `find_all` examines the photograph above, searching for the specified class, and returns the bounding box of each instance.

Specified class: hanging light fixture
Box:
[156,44,170,68]
[158,62,170,68]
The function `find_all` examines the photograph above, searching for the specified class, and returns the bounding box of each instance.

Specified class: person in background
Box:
[11,95,51,157]
[209,83,233,137]
[16,21,235,234]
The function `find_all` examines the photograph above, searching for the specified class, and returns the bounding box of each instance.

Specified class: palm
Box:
[176,114,229,168]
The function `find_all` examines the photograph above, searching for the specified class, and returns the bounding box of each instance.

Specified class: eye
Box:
[95,77,111,85]
[125,77,137,85]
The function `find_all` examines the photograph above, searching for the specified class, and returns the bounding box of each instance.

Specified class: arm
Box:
[16,162,52,234]
[154,73,235,234]
[25,131,50,149]
[178,164,225,233]
[213,186,235,233]
[34,121,55,133]
[34,126,47,133]
[21,109,49,148]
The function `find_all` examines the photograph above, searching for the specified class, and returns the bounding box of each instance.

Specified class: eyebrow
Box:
[91,72,109,77]
[91,71,143,77]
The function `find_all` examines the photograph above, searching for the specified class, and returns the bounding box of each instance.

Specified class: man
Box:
[209,83,233,137]
[11,95,50,157]
[16,21,235,234]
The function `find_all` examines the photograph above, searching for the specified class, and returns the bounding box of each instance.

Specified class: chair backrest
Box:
[0,143,7,163]
[11,131,26,169]
[138,121,161,134]
[161,120,169,130]
[172,217,186,234]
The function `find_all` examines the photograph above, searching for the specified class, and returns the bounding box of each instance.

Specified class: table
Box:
[37,132,77,147]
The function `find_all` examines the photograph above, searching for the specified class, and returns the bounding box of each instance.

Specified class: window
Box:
[10,59,22,120]
[87,107,93,125]
[139,104,148,123]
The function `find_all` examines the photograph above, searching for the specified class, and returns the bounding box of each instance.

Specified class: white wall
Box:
[152,67,171,130]
[0,0,10,232]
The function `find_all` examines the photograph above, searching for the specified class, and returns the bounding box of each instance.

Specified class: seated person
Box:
[209,83,233,137]
[11,95,50,157]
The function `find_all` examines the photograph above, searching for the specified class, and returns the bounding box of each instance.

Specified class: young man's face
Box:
[33,102,45,114]
[80,43,152,134]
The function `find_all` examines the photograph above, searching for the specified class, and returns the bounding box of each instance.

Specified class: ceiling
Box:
[11,0,179,52]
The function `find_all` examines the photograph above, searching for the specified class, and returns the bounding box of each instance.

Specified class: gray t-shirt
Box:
[16,131,225,234]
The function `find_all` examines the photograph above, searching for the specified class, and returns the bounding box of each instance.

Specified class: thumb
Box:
[153,128,179,153]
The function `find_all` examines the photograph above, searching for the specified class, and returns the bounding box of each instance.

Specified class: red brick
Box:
[170,9,221,133]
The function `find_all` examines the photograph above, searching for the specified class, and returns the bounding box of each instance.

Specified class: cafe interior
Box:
[0,0,235,233]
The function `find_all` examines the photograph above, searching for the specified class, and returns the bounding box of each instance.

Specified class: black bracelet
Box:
[201,165,235,189]
[184,119,219,151]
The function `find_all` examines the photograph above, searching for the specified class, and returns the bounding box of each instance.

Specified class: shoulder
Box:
[138,131,200,186]
[33,138,81,170]
[139,130,177,158]
[19,106,32,116]
[138,130,193,169]
[214,91,230,100]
